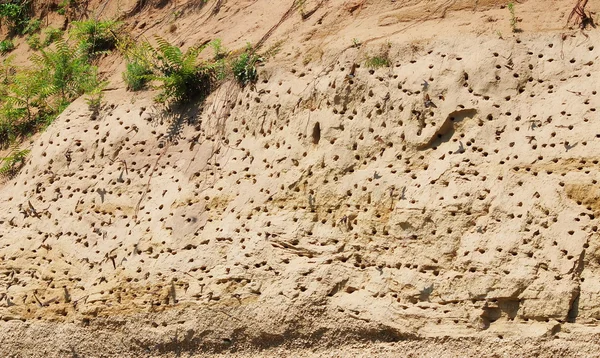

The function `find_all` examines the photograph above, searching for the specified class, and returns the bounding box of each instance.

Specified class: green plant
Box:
[210,39,229,81]
[352,38,361,48]
[0,101,28,145]
[26,33,40,49]
[22,17,40,34]
[211,39,228,60]
[0,39,15,53]
[70,19,121,56]
[0,65,56,149]
[507,2,520,33]
[38,100,68,128]
[0,144,29,177]
[121,40,153,91]
[85,87,103,113]
[56,0,73,15]
[0,117,13,148]
[43,27,63,47]
[123,61,151,91]
[85,75,106,119]
[298,0,307,19]
[171,10,182,20]
[365,55,390,68]
[0,0,31,34]
[4,69,47,123]
[0,55,16,86]
[30,39,98,106]
[231,44,261,85]
[0,100,22,147]
[0,26,107,174]
[1,103,34,142]
[148,36,216,105]
[296,0,307,9]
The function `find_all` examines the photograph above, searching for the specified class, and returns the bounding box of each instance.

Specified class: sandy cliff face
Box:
[2,0,600,356]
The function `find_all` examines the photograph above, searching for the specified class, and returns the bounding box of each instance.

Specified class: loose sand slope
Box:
[2,0,600,356]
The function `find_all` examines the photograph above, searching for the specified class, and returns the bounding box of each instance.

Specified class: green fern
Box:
[231,44,261,85]
[0,55,16,86]
[56,0,74,16]
[5,69,48,122]
[0,143,29,177]
[70,19,121,56]
[0,21,108,162]
[0,39,15,53]
[84,71,107,117]
[42,27,63,47]
[150,36,215,105]
[122,41,153,91]
[0,65,43,148]
[0,116,14,149]
[0,0,31,34]
[124,61,152,91]
[22,18,40,34]
[26,33,41,49]
[211,39,228,60]
[30,39,97,105]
